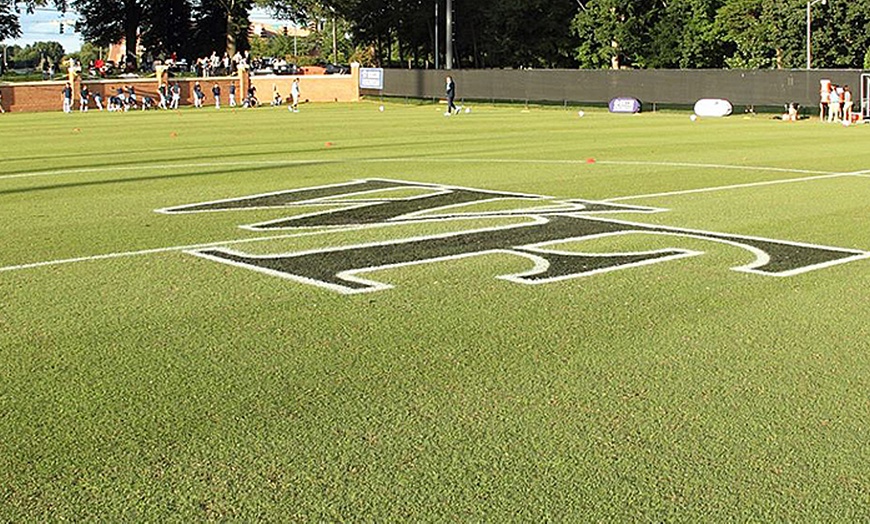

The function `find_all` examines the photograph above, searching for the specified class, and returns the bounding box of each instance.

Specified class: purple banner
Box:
[609,97,642,114]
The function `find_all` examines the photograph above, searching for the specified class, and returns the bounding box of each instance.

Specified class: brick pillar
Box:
[238,63,250,101]
[155,64,169,89]
[350,62,361,102]
[67,63,82,105]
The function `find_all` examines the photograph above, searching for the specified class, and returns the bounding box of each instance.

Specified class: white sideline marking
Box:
[605,172,853,202]
[0,158,846,182]
[595,160,834,177]
[606,167,870,202]
[0,229,365,273]
[0,160,326,181]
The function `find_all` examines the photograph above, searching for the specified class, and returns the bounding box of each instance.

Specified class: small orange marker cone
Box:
[586,158,596,164]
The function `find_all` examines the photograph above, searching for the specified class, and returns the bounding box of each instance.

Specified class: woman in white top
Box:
[827,85,841,123]
[842,85,853,123]
[290,78,300,112]
[819,81,830,121]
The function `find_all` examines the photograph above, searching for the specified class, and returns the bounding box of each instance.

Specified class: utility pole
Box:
[806,0,827,69]
[434,1,439,69]
[332,12,337,64]
[445,0,453,70]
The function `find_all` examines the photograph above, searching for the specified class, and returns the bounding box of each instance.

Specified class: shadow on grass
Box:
[0,135,491,178]
[0,162,340,196]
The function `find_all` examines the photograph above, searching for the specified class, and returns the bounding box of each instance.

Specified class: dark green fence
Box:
[372,69,866,112]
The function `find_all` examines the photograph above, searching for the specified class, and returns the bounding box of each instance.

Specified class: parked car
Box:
[271,59,298,75]
[251,57,274,75]
[324,63,350,75]
[167,59,189,73]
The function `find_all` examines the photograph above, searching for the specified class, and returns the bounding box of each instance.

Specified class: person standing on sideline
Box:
[212,82,221,109]
[244,84,257,107]
[79,85,89,112]
[158,83,168,110]
[819,80,830,121]
[229,81,237,107]
[828,84,841,123]
[127,85,138,109]
[170,82,181,109]
[62,82,73,113]
[843,85,853,123]
[290,78,300,112]
[193,81,204,108]
[445,75,457,116]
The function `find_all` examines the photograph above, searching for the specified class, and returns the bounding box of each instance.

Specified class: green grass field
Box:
[2,101,869,521]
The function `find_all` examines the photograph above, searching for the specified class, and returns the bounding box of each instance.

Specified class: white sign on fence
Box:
[360,68,385,90]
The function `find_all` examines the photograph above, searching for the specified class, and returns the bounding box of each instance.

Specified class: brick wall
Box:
[0,66,359,113]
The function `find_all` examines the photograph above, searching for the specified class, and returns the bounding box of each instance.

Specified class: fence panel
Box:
[380,69,865,110]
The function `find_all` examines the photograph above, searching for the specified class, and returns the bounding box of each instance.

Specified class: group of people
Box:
[191,50,251,77]
[63,82,160,112]
[58,78,302,113]
[820,80,854,123]
[268,79,302,112]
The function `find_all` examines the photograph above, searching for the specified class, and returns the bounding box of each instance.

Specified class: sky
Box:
[3,7,82,53]
[2,6,282,54]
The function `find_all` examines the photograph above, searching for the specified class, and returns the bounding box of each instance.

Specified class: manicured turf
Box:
[1,101,869,520]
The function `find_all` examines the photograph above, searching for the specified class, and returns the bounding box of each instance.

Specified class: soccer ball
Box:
[379,105,384,112]
[578,110,585,117]
[690,114,698,122]
[465,107,471,114]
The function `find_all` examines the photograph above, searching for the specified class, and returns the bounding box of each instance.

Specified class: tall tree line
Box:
[4,0,870,70]
[572,0,870,69]
[299,0,870,69]
[74,0,252,69]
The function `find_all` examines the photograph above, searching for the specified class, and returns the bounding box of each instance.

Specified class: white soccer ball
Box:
[465,107,471,114]
[379,105,384,112]
[690,114,698,122]
[577,110,585,117]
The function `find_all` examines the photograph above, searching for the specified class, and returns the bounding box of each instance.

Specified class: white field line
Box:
[0,157,848,182]
[0,159,327,181]
[594,160,834,176]
[606,167,870,202]
[0,229,362,273]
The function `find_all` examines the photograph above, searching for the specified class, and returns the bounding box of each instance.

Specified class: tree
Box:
[1,0,22,40]
[810,0,870,69]
[73,0,145,70]
[573,0,662,69]
[191,0,251,57]
[140,0,192,60]
[714,0,782,68]
[2,0,72,41]
[258,0,357,63]
[10,40,64,68]
[454,0,578,69]
[647,0,729,69]
[66,40,101,64]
